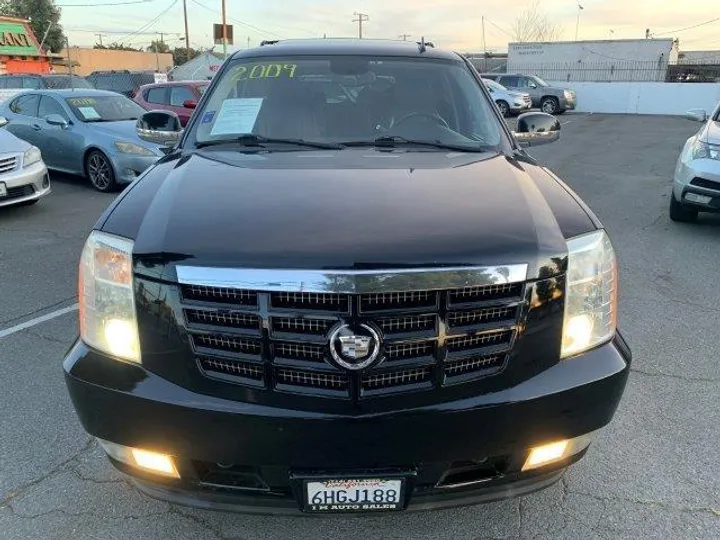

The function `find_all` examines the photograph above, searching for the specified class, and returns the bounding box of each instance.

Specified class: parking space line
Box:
[0,304,78,340]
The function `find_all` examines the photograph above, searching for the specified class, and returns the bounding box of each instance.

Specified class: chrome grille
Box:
[444,355,505,378]
[360,290,437,312]
[271,317,335,335]
[446,330,513,353]
[271,292,349,312]
[378,314,436,334]
[362,367,432,391]
[274,342,325,362]
[182,285,257,306]
[185,309,260,331]
[0,155,18,174]
[275,368,348,391]
[178,266,526,399]
[446,306,518,329]
[199,358,264,381]
[385,341,434,360]
[192,334,262,356]
[448,283,522,305]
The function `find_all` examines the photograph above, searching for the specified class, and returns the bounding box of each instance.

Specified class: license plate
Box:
[0,183,6,197]
[304,477,404,513]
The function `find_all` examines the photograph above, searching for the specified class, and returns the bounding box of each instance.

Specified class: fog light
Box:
[684,193,711,204]
[522,432,596,472]
[98,438,180,478]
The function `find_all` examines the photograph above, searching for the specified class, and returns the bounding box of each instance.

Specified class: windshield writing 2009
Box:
[230,63,297,82]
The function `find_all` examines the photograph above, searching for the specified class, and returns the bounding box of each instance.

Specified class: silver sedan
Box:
[0,123,50,208]
[670,102,720,222]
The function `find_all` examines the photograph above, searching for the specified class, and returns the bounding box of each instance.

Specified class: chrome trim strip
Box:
[175,265,529,294]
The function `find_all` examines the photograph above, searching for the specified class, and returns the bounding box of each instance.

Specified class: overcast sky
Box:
[58,0,720,52]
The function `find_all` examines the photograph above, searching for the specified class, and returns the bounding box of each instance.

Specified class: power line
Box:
[190,0,283,39]
[58,0,156,5]
[483,17,512,38]
[655,17,720,37]
[115,0,178,43]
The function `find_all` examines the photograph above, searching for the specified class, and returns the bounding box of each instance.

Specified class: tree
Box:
[147,39,170,54]
[0,0,66,52]
[511,1,562,43]
[94,42,140,51]
[172,46,199,66]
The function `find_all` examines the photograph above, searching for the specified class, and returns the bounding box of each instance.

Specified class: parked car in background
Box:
[133,81,208,126]
[0,73,93,90]
[0,89,166,192]
[481,78,531,117]
[669,103,720,222]
[86,70,157,98]
[481,74,576,114]
[0,118,50,207]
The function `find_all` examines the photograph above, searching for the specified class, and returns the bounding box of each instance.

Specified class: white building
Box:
[507,39,679,82]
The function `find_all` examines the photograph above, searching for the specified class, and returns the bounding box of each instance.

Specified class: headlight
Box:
[691,140,720,161]
[23,146,42,168]
[563,90,572,100]
[561,230,617,358]
[114,141,155,156]
[79,231,140,363]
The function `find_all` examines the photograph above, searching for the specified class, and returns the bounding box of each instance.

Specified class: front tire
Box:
[85,150,117,192]
[669,193,698,222]
[496,100,510,117]
[541,97,559,115]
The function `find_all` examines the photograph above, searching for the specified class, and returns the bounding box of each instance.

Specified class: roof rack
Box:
[260,40,280,46]
[417,36,435,53]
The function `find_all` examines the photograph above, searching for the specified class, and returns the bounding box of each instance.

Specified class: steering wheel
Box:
[391,112,450,130]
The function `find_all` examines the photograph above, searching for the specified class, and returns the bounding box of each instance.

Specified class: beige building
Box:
[56,47,173,76]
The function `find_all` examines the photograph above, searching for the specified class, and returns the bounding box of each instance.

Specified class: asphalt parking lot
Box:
[1,113,719,539]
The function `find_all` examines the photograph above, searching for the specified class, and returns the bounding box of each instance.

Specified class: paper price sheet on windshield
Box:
[78,106,100,120]
[210,98,264,136]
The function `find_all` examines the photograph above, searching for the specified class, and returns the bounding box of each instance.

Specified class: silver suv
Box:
[482,74,576,114]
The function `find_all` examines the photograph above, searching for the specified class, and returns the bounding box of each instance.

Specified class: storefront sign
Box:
[0,22,39,56]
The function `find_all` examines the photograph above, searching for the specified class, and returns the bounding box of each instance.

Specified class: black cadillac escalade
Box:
[64,39,630,514]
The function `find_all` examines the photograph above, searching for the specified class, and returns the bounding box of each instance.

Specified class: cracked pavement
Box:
[1,115,719,539]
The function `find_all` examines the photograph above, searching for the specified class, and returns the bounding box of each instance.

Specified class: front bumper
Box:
[112,153,161,185]
[64,334,631,513]
[0,161,51,208]
[673,156,720,211]
[559,96,576,111]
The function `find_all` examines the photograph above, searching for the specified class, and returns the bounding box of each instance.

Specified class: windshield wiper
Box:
[196,134,343,150]
[342,136,491,152]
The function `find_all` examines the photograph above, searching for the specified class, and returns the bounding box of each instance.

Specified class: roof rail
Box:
[260,40,280,46]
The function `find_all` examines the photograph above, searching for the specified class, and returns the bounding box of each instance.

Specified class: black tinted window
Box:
[9,94,40,116]
[23,77,41,89]
[169,86,195,106]
[146,87,166,104]
[499,76,520,87]
[3,77,23,89]
[38,96,69,120]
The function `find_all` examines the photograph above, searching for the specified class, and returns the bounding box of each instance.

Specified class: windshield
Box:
[483,78,507,92]
[65,95,146,122]
[189,55,502,150]
[532,76,549,87]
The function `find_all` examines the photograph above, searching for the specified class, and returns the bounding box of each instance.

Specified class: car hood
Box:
[114,150,572,281]
[0,128,31,153]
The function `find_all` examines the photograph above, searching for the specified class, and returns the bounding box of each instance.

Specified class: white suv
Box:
[482,78,531,117]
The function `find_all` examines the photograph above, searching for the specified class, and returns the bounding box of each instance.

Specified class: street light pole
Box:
[575,3,584,41]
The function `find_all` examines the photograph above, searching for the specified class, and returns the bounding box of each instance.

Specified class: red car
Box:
[133,81,208,126]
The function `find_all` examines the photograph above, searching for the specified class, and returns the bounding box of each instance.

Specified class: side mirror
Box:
[45,114,69,128]
[686,109,707,122]
[529,82,537,89]
[0,116,7,128]
[136,110,183,145]
[183,99,197,109]
[512,112,561,147]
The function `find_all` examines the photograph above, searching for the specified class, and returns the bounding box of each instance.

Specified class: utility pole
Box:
[352,12,368,39]
[95,33,104,47]
[155,32,166,71]
[183,0,190,52]
[65,37,74,89]
[398,33,410,41]
[575,2,584,41]
[221,0,228,58]
[247,36,250,49]
[481,16,486,54]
